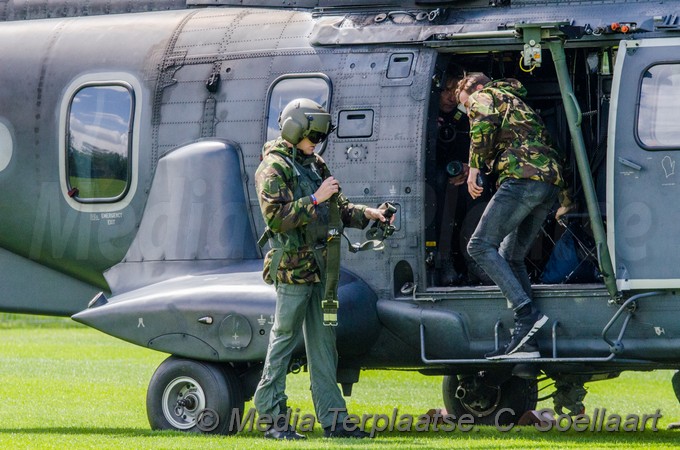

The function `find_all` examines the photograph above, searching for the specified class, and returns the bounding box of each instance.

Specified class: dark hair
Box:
[454,73,491,102]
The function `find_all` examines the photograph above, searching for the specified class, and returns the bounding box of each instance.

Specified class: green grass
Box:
[0,323,679,449]
[69,176,126,199]
[0,313,78,329]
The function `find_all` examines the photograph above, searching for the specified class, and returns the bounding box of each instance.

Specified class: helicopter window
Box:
[265,75,331,143]
[66,84,133,202]
[637,64,680,150]
[337,110,374,138]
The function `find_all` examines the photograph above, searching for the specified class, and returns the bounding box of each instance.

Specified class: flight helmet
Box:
[279,98,334,145]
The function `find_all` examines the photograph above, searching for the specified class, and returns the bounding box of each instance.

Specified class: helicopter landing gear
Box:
[442,372,537,425]
[146,356,244,435]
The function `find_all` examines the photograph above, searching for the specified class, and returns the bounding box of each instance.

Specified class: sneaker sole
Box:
[506,314,549,356]
[486,350,541,360]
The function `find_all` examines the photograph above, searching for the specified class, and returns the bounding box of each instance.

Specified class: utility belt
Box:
[257,228,327,253]
[258,221,340,326]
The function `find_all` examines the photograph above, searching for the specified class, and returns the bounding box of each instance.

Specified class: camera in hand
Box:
[446,160,464,178]
[366,202,397,241]
[477,171,487,187]
[378,203,397,238]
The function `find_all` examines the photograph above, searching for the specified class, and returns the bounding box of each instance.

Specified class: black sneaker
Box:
[264,427,306,440]
[485,337,541,360]
[324,425,371,438]
[485,312,548,360]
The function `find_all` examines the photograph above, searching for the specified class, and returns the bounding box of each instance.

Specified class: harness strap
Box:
[322,193,341,326]
[269,247,285,289]
[257,227,273,248]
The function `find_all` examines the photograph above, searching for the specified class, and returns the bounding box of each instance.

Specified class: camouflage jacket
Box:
[467,79,565,187]
[255,138,369,285]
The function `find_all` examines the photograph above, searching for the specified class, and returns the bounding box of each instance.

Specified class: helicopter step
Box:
[418,291,663,365]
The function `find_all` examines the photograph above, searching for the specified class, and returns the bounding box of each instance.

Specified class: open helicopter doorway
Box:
[423,56,493,289]
[423,51,604,292]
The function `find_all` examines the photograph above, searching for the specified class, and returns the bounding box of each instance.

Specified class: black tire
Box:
[443,373,537,426]
[146,356,244,435]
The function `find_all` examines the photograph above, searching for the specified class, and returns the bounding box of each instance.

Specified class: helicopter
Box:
[2,0,680,434]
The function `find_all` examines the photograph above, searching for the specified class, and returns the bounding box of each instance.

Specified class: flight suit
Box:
[253,138,369,429]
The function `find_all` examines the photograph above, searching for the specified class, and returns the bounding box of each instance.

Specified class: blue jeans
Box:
[467,179,559,312]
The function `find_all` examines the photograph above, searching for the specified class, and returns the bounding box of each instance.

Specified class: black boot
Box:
[263,415,305,440]
[324,424,371,438]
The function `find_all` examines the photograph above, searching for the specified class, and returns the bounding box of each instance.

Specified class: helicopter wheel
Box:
[146,356,244,435]
[443,373,537,425]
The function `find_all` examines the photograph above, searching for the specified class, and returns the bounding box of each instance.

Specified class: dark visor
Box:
[307,130,328,144]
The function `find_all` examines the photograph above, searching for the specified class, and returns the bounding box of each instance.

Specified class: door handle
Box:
[617,157,642,171]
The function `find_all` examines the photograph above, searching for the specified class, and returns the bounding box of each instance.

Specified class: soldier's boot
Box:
[264,415,306,440]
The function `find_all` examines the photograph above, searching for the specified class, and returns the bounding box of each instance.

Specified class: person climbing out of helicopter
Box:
[455,73,566,359]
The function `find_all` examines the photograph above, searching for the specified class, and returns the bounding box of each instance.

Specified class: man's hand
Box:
[555,204,577,222]
[467,167,484,199]
[364,205,395,224]
[314,176,340,203]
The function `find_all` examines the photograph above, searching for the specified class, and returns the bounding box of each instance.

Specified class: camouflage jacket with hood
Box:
[467,79,565,188]
[255,138,369,285]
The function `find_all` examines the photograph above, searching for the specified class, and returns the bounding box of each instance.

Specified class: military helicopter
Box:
[2,0,680,434]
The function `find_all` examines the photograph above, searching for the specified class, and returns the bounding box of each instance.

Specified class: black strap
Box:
[322,193,341,326]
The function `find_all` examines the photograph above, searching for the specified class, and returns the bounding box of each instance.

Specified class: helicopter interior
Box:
[423,49,611,290]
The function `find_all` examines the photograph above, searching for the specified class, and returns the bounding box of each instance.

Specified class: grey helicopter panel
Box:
[72,7,435,359]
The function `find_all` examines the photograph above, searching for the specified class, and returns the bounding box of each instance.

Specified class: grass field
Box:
[1,317,680,449]
[68,176,126,199]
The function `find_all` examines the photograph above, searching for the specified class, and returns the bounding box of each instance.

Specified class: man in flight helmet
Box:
[253,98,393,439]
[278,97,335,148]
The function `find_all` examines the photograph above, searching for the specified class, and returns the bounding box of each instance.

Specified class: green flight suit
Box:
[253,138,369,429]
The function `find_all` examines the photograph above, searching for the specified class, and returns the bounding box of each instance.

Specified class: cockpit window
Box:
[266,75,331,143]
[637,64,680,149]
[67,84,134,202]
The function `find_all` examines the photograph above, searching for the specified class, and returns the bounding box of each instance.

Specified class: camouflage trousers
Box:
[253,282,348,429]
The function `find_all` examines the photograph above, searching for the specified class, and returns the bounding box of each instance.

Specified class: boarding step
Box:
[419,291,660,364]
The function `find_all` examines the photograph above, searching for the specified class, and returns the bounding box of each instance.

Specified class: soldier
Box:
[455,73,565,359]
[253,98,392,439]
[434,69,494,286]
[433,72,468,286]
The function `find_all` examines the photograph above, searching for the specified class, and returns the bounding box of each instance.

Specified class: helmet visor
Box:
[304,112,334,143]
[307,130,328,144]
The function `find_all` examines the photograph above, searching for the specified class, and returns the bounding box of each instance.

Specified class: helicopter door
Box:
[609,38,680,290]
